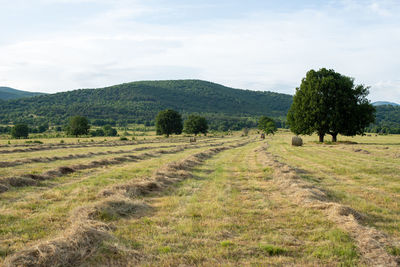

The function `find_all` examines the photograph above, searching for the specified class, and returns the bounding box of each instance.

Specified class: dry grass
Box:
[2,131,398,266]
[3,140,249,266]
[0,139,239,193]
[266,131,400,264]
[256,143,398,266]
[0,137,245,264]
[83,141,360,266]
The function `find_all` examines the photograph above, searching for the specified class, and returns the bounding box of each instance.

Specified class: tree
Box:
[38,123,49,133]
[103,125,118,136]
[11,124,29,139]
[258,116,277,135]
[287,68,375,142]
[155,109,183,137]
[91,128,105,137]
[183,115,208,135]
[67,116,90,137]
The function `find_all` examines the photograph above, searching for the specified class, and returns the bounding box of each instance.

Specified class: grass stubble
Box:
[1,132,399,266]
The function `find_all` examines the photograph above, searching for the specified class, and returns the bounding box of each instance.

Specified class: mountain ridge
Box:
[372,101,399,106]
[0,79,293,130]
[0,86,46,100]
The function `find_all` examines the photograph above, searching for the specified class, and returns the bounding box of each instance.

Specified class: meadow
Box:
[0,131,399,266]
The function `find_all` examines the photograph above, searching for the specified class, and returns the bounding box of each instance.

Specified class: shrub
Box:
[259,244,287,256]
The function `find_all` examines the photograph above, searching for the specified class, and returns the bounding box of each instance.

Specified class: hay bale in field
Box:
[292,136,303,146]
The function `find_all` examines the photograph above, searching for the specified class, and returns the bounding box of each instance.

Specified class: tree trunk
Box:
[332,133,338,142]
[319,134,324,142]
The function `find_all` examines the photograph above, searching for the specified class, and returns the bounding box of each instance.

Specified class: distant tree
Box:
[38,123,49,133]
[183,115,208,135]
[258,116,277,135]
[287,68,375,142]
[91,128,105,137]
[11,124,29,139]
[67,116,90,137]
[155,109,183,137]
[103,125,118,136]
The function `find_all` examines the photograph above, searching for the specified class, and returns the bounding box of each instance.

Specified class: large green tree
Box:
[183,115,208,135]
[66,116,90,137]
[155,109,183,137]
[287,68,375,142]
[11,124,29,139]
[258,116,277,135]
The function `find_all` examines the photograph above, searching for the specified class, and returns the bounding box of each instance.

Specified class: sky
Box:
[0,0,399,102]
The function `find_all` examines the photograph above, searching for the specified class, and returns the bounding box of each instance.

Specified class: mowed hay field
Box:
[0,132,399,266]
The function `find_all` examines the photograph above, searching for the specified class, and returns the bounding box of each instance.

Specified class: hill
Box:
[372,101,399,106]
[0,87,46,100]
[367,105,400,134]
[0,80,293,130]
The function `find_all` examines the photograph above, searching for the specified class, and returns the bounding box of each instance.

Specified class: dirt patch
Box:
[256,144,399,266]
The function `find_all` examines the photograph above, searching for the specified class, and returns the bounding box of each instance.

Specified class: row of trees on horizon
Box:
[0,68,387,142]
[6,111,277,139]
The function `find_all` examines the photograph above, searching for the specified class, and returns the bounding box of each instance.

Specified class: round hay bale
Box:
[292,136,303,146]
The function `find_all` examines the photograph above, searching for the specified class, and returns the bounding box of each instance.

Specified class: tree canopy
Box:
[287,68,375,142]
[103,125,118,136]
[66,116,90,137]
[258,116,277,135]
[155,109,183,137]
[183,115,208,135]
[11,124,29,139]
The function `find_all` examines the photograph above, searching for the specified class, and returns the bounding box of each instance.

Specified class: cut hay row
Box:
[0,144,185,168]
[0,136,216,149]
[0,138,236,167]
[3,140,251,267]
[0,141,139,154]
[0,140,240,195]
[255,144,399,266]
[0,137,219,154]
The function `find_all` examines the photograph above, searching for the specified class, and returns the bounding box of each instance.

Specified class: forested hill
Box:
[0,87,46,100]
[368,105,400,133]
[0,80,293,129]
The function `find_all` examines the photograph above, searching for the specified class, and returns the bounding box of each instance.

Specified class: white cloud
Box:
[0,1,399,102]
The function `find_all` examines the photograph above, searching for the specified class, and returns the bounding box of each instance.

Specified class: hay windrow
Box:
[0,136,222,155]
[256,144,399,266]
[0,141,236,194]
[0,144,182,168]
[4,140,251,266]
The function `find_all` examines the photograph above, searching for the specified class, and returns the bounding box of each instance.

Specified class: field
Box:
[0,132,399,266]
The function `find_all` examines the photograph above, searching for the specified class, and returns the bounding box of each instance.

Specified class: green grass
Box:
[268,131,400,239]
[0,137,239,263]
[86,141,359,266]
[4,131,396,265]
